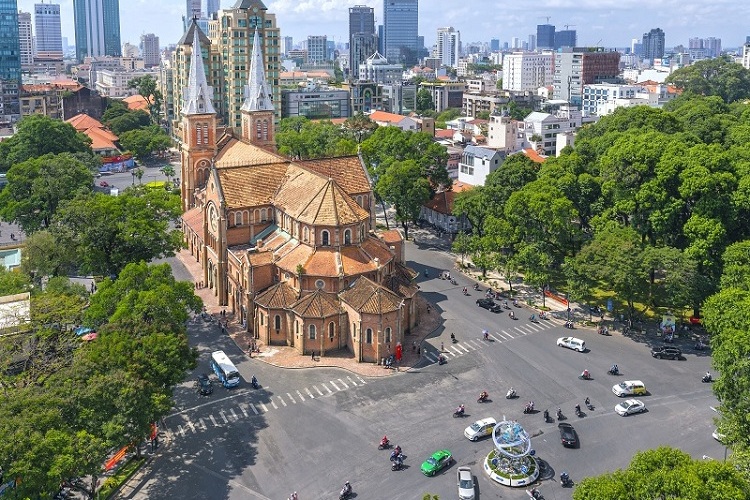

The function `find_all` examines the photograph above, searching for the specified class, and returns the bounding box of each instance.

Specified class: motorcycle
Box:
[565,321,575,329]
[378,438,390,450]
[529,314,538,323]
[438,355,447,365]
[251,377,260,389]
[538,312,547,320]
[574,405,583,418]
[585,398,594,411]
[473,283,480,291]
[391,459,403,471]
[695,342,706,351]
[560,472,573,487]
[462,288,469,296]
[513,300,521,307]
[478,393,489,403]
[339,485,353,499]
[543,409,550,422]
[702,374,713,383]
[526,488,544,499]
[451,278,458,285]
[506,388,516,399]
[451,333,458,343]
[523,403,535,414]
[556,408,564,420]
[453,408,466,418]
[578,372,592,380]
[509,312,517,320]
[607,368,619,376]
[503,302,511,310]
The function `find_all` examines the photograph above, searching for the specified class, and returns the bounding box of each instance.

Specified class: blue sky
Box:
[17,0,750,50]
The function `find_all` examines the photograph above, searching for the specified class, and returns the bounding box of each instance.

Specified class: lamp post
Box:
[131,170,135,185]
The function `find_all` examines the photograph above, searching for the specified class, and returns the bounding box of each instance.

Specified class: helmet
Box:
[345,481,350,485]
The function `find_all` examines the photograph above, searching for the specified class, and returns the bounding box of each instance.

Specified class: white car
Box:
[457,466,475,500]
[614,399,646,416]
[556,336,586,352]
[464,417,497,441]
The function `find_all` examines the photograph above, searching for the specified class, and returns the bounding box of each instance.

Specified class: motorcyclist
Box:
[543,409,549,420]
[380,435,389,447]
[450,333,456,342]
[455,404,465,415]
[438,354,446,364]
[479,391,488,401]
[530,314,536,322]
[507,387,515,397]
[390,450,399,461]
[513,299,519,306]
[462,287,468,295]
[556,407,563,418]
[509,311,515,319]
[394,445,401,455]
[581,369,590,379]
[484,330,490,340]
[503,300,509,308]
[584,397,591,407]
[561,471,570,484]
[251,375,258,387]
[575,404,581,414]
[342,481,352,495]
[704,371,712,381]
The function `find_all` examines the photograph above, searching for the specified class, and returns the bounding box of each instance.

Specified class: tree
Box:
[343,112,378,143]
[119,126,172,161]
[719,240,750,290]
[451,232,471,265]
[21,230,77,278]
[376,160,431,239]
[128,75,163,122]
[665,56,750,103]
[0,115,91,171]
[101,99,130,123]
[514,243,552,306]
[0,153,94,233]
[160,164,176,185]
[416,88,434,114]
[573,447,750,500]
[107,110,151,136]
[276,118,357,159]
[0,265,31,296]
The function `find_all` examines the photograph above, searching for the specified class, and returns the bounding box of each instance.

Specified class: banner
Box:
[104,445,129,471]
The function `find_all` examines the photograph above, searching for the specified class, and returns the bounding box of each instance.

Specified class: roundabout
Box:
[483,419,539,487]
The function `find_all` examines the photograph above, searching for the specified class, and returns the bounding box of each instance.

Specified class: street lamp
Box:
[131,170,135,185]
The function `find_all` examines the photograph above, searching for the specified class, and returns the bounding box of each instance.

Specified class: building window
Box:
[295,321,299,334]
[366,328,373,344]
[329,322,335,340]
[321,230,330,246]
[235,212,243,226]
[274,315,281,331]
[385,327,392,343]
[260,314,264,326]
[256,120,262,139]
[309,324,316,340]
[261,208,268,221]
[303,226,309,242]
[344,229,351,245]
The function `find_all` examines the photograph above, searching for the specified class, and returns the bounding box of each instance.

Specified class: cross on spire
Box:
[182,26,216,116]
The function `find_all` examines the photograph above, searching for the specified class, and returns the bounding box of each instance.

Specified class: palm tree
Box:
[160,165,175,185]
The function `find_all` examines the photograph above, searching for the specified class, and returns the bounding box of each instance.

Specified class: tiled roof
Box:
[383,268,419,298]
[295,248,339,276]
[66,113,104,131]
[340,246,378,275]
[340,276,403,314]
[291,289,342,318]
[378,229,402,244]
[434,129,454,139]
[182,207,203,233]
[369,110,406,124]
[522,148,547,163]
[395,262,418,280]
[245,250,274,267]
[215,138,287,168]
[274,166,370,226]
[360,237,394,265]
[274,244,314,274]
[85,127,119,150]
[255,282,299,309]
[423,190,455,215]
[216,162,289,208]
[293,156,371,194]
[123,94,149,111]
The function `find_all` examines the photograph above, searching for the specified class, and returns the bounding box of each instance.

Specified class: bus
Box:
[210,350,241,388]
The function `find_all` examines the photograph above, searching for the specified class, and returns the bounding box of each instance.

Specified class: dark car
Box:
[476,298,502,313]
[558,422,579,448]
[651,346,682,360]
[196,373,213,395]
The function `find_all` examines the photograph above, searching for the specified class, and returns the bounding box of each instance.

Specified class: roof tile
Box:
[290,289,342,318]
[255,282,299,308]
[340,276,403,314]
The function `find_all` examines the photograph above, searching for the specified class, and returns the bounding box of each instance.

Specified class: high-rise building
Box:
[282,36,293,57]
[536,24,555,50]
[18,11,34,69]
[502,52,553,92]
[383,0,418,65]
[631,38,643,57]
[306,35,328,64]
[703,37,721,58]
[0,0,21,122]
[186,0,201,19]
[34,2,63,60]
[73,0,122,61]
[511,37,520,50]
[527,34,536,51]
[435,27,460,68]
[642,28,665,61]
[553,47,621,106]
[349,5,376,79]
[490,38,500,52]
[140,33,160,67]
[205,0,219,17]
[555,29,577,49]
[743,43,750,70]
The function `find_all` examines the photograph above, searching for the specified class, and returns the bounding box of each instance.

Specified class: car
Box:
[556,336,586,352]
[614,398,646,416]
[421,449,453,476]
[195,373,213,395]
[456,466,475,500]
[612,380,647,397]
[464,417,497,441]
[476,298,502,313]
[558,422,579,447]
[712,429,725,442]
[99,180,109,187]
[651,346,682,360]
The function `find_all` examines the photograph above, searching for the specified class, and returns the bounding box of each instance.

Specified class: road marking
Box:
[167,389,254,418]
[457,343,470,353]
[287,393,296,404]
[198,418,206,430]
[271,400,278,410]
[465,340,478,350]
[278,396,287,407]
[219,411,228,423]
[296,390,305,401]
[261,403,268,412]
[178,426,186,438]
[321,383,333,395]
[445,348,457,357]
[451,344,465,355]
[250,403,259,415]
[526,323,544,332]
[208,415,218,426]
[490,333,502,342]
[313,385,324,396]
[514,326,530,335]
[230,408,239,420]
[305,388,315,399]
[329,380,341,391]
[426,352,439,362]
[357,376,367,384]
[502,330,514,339]
[240,406,249,417]
[337,378,349,389]
[347,376,358,386]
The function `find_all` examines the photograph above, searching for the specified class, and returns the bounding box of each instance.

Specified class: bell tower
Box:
[240,29,276,150]
[180,23,218,211]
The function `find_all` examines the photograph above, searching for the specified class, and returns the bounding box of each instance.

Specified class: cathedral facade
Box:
[178,28,419,362]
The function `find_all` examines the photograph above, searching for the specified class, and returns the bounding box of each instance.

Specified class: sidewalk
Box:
[176,249,444,377]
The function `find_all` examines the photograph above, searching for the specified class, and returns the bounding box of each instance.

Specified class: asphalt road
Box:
[96,160,178,193]
[124,243,725,500]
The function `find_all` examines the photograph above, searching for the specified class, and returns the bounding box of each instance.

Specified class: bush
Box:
[97,457,145,499]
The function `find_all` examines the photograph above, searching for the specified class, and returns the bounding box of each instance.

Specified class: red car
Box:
[99,181,109,187]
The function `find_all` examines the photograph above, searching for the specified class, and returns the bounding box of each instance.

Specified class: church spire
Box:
[241,30,274,112]
[183,26,216,116]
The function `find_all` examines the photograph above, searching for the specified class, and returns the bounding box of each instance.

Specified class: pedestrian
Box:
[440,341,444,352]
[311,350,315,361]
[412,341,416,352]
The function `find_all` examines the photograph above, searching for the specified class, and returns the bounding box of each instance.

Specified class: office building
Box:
[306,35,328,64]
[528,34,536,52]
[490,39,500,52]
[140,33,160,67]
[555,29,577,49]
[383,0,418,65]
[690,37,721,58]
[631,38,643,57]
[553,47,621,106]
[186,0,201,19]
[73,0,122,61]
[349,5,376,79]
[34,2,63,60]
[502,52,553,92]
[511,37,520,50]
[435,27,460,68]
[537,24,555,50]
[205,0,219,17]
[523,105,582,156]
[281,87,350,119]
[358,51,402,84]
[18,11,34,69]
[282,36,293,57]
[0,0,20,123]
[743,43,750,70]
[642,28,665,61]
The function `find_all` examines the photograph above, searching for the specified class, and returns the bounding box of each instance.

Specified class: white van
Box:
[556,337,586,352]
[612,380,647,397]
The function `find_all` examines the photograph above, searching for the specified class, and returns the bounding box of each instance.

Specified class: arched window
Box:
[329,322,335,340]
[234,212,243,226]
[256,120,262,139]
[274,315,281,331]
[303,226,309,242]
[321,230,330,246]
[260,314,264,326]
[385,327,392,343]
[262,119,269,140]
[260,208,267,221]
[309,324,316,340]
[295,321,299,334]
[344,229,351,245]
[366,328,373,344]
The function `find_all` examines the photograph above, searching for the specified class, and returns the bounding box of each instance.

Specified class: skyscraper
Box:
[383,0,418,65]
[536,24,555,50]
[435,27,460,68]
[349,5,376,79]
[140,33,160,67]
[205,0,219,17]
[0,0,21,122]
[554,29,577,49]
[186,0,201,19]
[490,39,500,52]
[18,11,34,69]
[306,35,328,64]
[642,28,665,61]
[34,2,63,60]
[73,0,122,61]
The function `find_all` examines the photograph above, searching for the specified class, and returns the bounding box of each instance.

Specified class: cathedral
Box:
[178,27,419,362]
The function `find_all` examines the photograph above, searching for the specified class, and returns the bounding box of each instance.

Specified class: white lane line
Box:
[271,400,278,410]
[198,418,206,430]
[426,352,439,362]
[240,406,249,417]
[457,343,471,353]
[208,415,218,427]
[261,403,269,412]
[278,396,287,407]
[337,378,349,389]
[445,348,457,357]
[525,323,544,332]
[503,330,515,339]
[305,388,315,399]
[250,403,259,415]
[287,393,296,404]
[219,411,228,423]
[490,333,502,342]
[321,383,334,395]
[179,426,186,438]
[357,376,367,384]
[347,376,358,386]
[514,326,530,335]
[229,408,239,420]
[167,388,254,418]
[465,340,478,350]
[329,380,341,391]
[313,385,324,396]
[296,390,305,402]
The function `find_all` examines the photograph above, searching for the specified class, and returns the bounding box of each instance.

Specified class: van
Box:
[612,380,646,397]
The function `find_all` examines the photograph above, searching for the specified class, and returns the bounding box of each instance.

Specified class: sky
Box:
[16,0,750,51]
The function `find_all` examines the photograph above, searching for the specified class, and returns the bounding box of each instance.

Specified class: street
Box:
[121,241,725,500]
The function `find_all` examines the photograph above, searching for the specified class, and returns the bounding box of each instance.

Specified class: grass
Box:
[97,456,146,499]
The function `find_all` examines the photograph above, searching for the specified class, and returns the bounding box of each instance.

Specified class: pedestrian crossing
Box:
[168,375,368,439]
[422,318,566,364]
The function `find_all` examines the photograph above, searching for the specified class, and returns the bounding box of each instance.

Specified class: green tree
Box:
[451,231,471,265]
[276,118,357,159]
[160,164,176,185]
[343,112,378,143]
[101,99,130,123]
[0,265,32,295]
[514,243,552,306]
[665,56,750,103]
[0,153,94,233]
[0,115,92,171]
[416,88,434,114]
[119,126,172,161]
[376,160,431,239]
[452,187,488,236]
[128,75,163,122]
[107,110,151,136]
[719,240,750,290]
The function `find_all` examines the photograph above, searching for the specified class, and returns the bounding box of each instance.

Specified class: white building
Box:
[94,67,159,97]
[307,35,328,64]
[358,52,403,84]
[34,2,63,60]
[435,27,460,68]
[622,67,673,84]
[502,52,554,92]
[368,110,419,131]
[743,43,750,70]
[140,33,160,67]
[583,83,678,115]
[458,145,506,186]
[522,105,583,156]
[18,11,34,69]
[486,114,519,152]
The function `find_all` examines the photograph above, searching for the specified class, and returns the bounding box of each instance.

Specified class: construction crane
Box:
[564,24,576,30]
[538,16,552,24]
